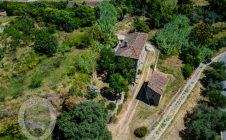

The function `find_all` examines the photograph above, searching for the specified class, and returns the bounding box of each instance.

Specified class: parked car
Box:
[203,58,212,64]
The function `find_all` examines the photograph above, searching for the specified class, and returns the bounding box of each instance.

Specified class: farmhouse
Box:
[146,71,169,105]
[115,32,148,82]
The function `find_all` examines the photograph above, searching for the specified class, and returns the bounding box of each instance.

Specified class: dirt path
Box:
[108,51,156,140]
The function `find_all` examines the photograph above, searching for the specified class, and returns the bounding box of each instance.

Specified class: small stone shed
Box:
[145,71,169,105]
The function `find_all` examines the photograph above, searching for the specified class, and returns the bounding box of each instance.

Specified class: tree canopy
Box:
[74,5,96,27]
[154,15,191,55]
[133,17,150,33]
[181,103,226,140]
[108,73,129,94]
[96,1,117,36]
[53,102,112,140]
[189,23,213,45]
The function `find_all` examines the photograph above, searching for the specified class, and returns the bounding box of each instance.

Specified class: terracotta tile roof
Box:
[147,71,169,95]
[115,32,148,60]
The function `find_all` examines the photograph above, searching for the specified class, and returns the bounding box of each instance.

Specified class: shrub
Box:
[29,75,42,89]
[66,66,76,76]
[107,102,116,110]
[134,126,148,138]
[69,32,93,49]
[133,17,150,33]
[117,104,123,115]
[0,48,4,60]
[33,30,57,56]
[182,64,193,79]
[74,51,97,74]
[137,69,142,75]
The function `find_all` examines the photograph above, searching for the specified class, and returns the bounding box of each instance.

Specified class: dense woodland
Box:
[0,0,226,139]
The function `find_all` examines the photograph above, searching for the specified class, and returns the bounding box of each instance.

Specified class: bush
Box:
[70,32,93,49]
[33,30,57,56]
[0,48,4,60]
[66,66,76,76]
[107,102,116,110]
[133,17,150,33]
[117,104,123,115]
[183,64,193,79]
[74,51,97,74]
[134,126,148,138]
[29,75,42,89]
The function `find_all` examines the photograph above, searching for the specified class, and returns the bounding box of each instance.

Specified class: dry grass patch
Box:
[194,0,209,6]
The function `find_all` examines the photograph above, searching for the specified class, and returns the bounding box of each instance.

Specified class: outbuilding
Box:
[145,71,169,105]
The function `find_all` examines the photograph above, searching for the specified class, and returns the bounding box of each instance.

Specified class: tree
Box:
[180,46,201,68]
[201,62,226,108]
[108,73,129,95]
[98,47,116,73]
[147,0,178,28]
[181,103,226,140]
[74,5,96,27]
[43,8,78,32]
[204,62,226,83]
[33,30,57,56]
[190,23,213,45]
[96,1,117,36]
[154,15,191,55]
[183,64,193,79]
[53,102,112,140]
[177,0,194,14]
[116,57,137,83]
[133,17,150,33]
[208,0,226,19]
[206,90,226,108]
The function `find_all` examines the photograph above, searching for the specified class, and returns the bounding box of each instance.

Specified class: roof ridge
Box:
[131,33,140,59]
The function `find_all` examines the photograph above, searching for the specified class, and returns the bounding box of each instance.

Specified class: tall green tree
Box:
[181,103,226,140]
[96,1,117,36]
[53,102,112,140]
[154,15,191,55]
[177,0,194,14]
[208,0,226,19]
[74,5,96,27]
[108,73,129,95]
[116,57,136,83]
[98,47,116,73]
